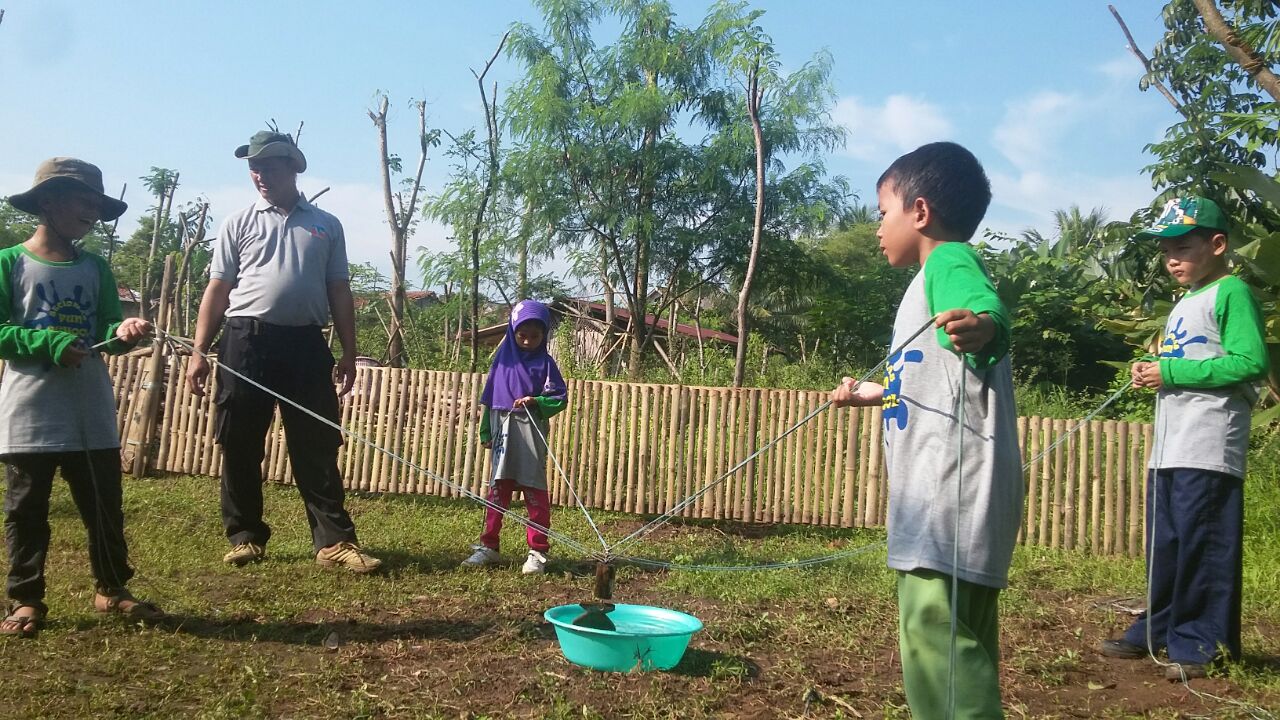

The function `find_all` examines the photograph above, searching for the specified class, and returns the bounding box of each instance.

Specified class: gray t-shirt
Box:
[1150,275,1268,478]
[211,197,349,326]
[883,249,1024,589]
[0,247,121,453]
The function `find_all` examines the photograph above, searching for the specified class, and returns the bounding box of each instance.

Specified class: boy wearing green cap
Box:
[1100,196,1269,680]
[0,158,163,637]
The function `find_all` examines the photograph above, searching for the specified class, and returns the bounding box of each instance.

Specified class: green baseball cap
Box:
[1135,196,1228,240]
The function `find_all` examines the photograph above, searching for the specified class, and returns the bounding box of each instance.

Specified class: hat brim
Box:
[7,178,128,222]
[235,141,307,173]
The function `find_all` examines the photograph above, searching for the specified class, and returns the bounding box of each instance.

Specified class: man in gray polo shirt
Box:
[186,131,381,573]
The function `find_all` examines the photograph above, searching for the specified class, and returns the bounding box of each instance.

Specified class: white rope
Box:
[523,405,609,552]
[608,314,942,555]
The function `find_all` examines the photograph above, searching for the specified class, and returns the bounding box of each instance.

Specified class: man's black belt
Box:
[226,317,323,336]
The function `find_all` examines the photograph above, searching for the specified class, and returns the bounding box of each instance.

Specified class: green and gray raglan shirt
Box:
[0,245,131,454]
[1151,274,1269,478]
[883,242,1024,589]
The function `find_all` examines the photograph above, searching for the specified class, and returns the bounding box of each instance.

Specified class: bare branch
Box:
[1108,4,1187,115]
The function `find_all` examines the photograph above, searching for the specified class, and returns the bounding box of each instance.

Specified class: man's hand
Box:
[830,376,883,408]
[334,353,357,397]
[1131,361,1163,389]
[114,317,153,345]
[935,309,995,354]
[59,339,90,368]
[186,352,211,396]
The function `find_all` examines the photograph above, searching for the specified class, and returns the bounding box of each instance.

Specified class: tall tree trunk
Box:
[629,68,658,381]
[141,174,177,323]
[733,61,766,387]
[370,96,430,368]
[517,199,533,300]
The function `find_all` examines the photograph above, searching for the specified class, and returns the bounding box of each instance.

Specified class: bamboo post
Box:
[1089,420,1103,553]
[1128,422,1144,557]
[842,406,858,527]
[1115,421,1129,554]
[743,389,759,520]
[1051,417,1066,549]
[128,256,174,478]
[1103,420,1117,554]
[1037,417,1053,544]
[1074,417,1088,550]
[1018,415,1029,543]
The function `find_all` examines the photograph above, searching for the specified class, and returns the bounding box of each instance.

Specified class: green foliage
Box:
[0,201,37,249]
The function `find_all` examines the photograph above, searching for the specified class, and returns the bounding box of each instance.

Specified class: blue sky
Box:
[0,1,1176,288]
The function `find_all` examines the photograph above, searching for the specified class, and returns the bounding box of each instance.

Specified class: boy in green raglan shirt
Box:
[1101,196,1269,680]
[0,158,163,637]
[831,142,1022,718]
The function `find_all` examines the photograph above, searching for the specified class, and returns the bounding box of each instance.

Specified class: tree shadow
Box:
[114,612,494,647]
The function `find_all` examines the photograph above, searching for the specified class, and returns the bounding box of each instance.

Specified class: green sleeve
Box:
[479,405,491,445]
[0,248,79,365]
[1159,279,1270,389]
[533,395,567,419]
[923,242,1011,369]
[94,255,131,355]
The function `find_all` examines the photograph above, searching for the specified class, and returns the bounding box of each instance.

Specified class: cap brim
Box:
[235,142,307,173]
[7,179,127,222]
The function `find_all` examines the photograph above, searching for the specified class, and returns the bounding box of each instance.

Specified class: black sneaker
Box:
[1165,662,1208,681]
[1100,638,1149,659]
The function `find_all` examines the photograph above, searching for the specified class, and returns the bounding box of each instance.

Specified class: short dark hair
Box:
[877,141,992,240]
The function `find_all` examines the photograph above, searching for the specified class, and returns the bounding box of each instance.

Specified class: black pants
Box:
[3,450,134,603]
[215,318,357,551]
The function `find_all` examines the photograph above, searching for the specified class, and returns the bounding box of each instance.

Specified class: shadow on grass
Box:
[670,647,760,679]
[128,613,494,647]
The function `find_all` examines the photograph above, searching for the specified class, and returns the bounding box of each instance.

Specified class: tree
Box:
[370,93,439,367]
[705,1,848,386]
[505,0,720,380]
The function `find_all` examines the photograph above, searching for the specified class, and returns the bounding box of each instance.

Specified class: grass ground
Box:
[0,464,1277,719]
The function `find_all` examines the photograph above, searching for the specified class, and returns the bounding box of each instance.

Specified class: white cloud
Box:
[832,94,954,162]
[1097,54,1139,84]
[988,168,1152,233]
[991,91,1078,170]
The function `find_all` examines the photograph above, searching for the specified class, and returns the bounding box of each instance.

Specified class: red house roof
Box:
[576,301,738,345]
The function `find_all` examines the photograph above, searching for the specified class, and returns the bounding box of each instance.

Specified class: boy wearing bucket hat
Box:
[0,158,163,637]
[186,131,381,574]
[1100,196,1269,680]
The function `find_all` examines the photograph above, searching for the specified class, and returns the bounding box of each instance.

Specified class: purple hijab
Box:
[480,300,567,410]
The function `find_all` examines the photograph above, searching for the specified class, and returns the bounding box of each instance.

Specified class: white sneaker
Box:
[461,545,500,568]
[522,550,548,575]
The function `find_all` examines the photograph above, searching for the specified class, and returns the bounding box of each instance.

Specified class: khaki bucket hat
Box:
[7,157,128,221]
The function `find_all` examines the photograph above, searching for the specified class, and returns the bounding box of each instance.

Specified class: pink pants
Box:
[479,478,551,553]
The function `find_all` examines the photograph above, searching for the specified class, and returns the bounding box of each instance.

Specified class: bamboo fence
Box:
[0,357,1154,556]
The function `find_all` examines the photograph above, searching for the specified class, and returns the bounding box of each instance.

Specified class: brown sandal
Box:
[1,602,46,638]
[94,589,164,622]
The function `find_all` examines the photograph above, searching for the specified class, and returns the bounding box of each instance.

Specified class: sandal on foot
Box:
[0,602,46,638]
[94,589,165,622]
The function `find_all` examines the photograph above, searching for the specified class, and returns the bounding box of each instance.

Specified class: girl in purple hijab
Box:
[462,300,567,574]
